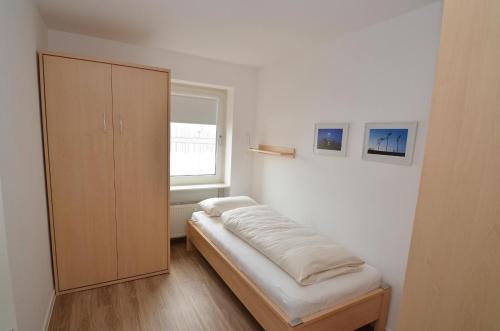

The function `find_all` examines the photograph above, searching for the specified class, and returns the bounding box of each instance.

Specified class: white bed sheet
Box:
[191,211,382,322]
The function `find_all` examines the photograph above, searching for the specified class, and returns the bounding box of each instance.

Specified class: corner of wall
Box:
[43,290,56,331]
[0,0,54,330]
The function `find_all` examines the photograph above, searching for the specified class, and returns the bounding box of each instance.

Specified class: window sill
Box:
[170,183,230,192]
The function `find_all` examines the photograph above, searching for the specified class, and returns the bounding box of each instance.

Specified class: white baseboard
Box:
[43,290,55,331]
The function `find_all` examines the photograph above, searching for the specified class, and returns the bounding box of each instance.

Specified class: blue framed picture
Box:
[363,122,417,165]
[314,123,349,156]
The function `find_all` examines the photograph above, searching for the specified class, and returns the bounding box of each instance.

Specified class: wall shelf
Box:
[248,144,295,158]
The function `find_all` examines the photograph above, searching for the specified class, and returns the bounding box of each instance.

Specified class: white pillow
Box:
[198,196,257,217]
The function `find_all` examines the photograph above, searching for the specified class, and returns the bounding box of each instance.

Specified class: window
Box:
[171,122,217,176]
[170,83,227,186]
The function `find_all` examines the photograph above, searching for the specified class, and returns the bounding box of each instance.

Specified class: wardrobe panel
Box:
[112,65,169,278]
[43,55,117,290]
[398,1,500,329]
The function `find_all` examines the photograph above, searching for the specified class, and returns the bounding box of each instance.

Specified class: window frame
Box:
[170,82,226,186]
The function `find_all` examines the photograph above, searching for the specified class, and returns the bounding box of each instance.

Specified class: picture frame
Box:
[362,122,417,166]
[313,123,349,156]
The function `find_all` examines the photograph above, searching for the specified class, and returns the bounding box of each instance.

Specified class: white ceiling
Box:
[35,0,438,67]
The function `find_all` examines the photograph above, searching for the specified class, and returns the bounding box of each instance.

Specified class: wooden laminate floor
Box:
[48,239,262,331]
[49,239,375,331]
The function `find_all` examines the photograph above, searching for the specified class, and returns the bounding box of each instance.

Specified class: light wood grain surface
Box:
[40,52,171,294]
[43,55,118,291]
[39,50,171,74]
[398,0,500,330]
[112,65,170,279]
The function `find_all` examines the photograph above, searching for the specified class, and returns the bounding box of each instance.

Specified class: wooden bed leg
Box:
[372,285,391,331]
[186,220,194,252]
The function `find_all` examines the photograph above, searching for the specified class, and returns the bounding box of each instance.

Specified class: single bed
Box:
[187,211,391,331]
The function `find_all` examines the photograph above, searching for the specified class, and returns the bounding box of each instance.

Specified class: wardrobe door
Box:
[43,55,117,290]
[112,65,169,278]
[398,1,500,330]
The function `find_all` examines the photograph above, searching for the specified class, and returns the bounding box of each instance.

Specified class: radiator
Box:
[170,203,200,238]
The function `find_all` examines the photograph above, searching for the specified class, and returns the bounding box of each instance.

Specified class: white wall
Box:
[0,1,54,330]
[0,178,17,331]
[47,30,258,200]
[252,3,442,330]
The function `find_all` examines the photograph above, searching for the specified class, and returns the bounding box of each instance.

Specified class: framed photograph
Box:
[362,122,417,165]
[313,123,349,156]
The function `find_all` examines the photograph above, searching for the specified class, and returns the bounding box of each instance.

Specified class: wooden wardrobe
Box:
[398,0,500,330]
[39,52,170,294]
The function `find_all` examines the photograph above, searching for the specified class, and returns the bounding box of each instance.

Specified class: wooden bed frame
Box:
[186,220,391,331]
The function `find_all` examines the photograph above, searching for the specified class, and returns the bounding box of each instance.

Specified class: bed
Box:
[186,211,391,331]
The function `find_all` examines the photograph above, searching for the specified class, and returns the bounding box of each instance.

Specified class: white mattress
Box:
[191,211,382,322]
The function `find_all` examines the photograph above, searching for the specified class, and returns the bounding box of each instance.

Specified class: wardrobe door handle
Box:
[119,114,123,134]
[102,112,107,133]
